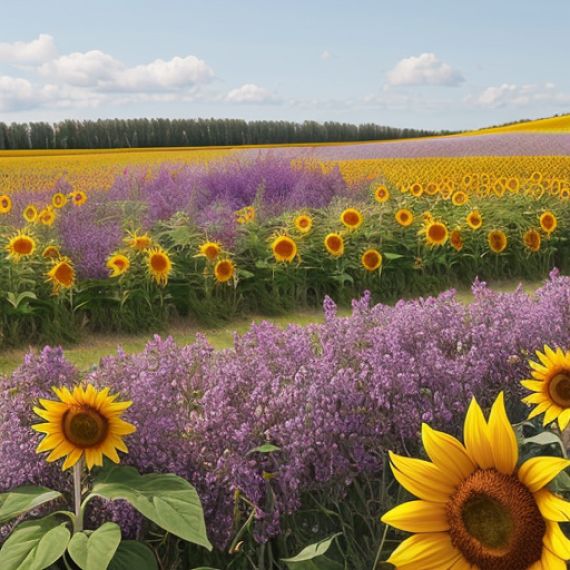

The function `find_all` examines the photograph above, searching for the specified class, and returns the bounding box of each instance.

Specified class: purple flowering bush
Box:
[1,271,570,564]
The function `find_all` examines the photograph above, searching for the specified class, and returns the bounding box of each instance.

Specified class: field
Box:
[2,116,570,569]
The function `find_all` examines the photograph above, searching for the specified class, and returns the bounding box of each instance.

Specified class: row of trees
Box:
[0,118,450,150]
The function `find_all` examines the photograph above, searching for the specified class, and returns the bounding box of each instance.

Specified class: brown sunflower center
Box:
[275,239,294,257]
[63,407,108,447]
[428,224,446,242]
[549,372,570,407]
[55,263,74,286]
[1,198,8,208]
[542,215,554,230]
[327,236,341,250]
[151,254,168,272]
[342,211,360,226]
[13,237,33,254]
[363,252,380,268]
[217,261,232,276]
[447,468,545,570]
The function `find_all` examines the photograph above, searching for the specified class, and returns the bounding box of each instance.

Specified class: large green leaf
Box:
[0,516,70,570]
[67,523,121,570]
[92,466,212,550]
[281,534,343,570]
[108,541,157,570]
[0,486,62,524]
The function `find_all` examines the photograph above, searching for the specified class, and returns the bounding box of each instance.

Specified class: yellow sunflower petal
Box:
[534,489,570,522]
[46,441,75,462]
[62,448,83,470]
[527,401,552,420]
[32,422,62,435]
[488,392,518,475]
[108,418,137,435]
[537,541,567,569]
[543,405,563,426]
[536,348,553,367]
[95,387,111,408]
[521,379,546,392]
[36,434,65,453]
[522,393,549,405]
[389,451,456,502]
[543,520,570,559]
[529,360,548,375]
[463,398,494,469]
[558,409,570,431]
[85,448,97,470]
[38,399,68,412]
[421,423,476,483]
[387,532,461,569]
[381,500,449,532]
[518,456,570,493]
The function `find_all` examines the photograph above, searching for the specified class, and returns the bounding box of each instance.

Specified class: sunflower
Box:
[410,183,423,198]
[466,210,483,230]
[42,245,61,259]
[425,182,439,196]
[0,194,12,214]
[395,208,414,227]
[530,171,543,184]
[199,241,222,261]
[451,191,469,206]
[373,184,390,203]
[521,345,570,431]
[340,208,363,230]
[51,192,68,209]
[507,177,520,193]
[461,174,472,188]
[236,205,255,224]
[47,257,75,293]
[70,190,88,206]
[38,207,56,226]
[539,211,557,235]
[324,233,344,257]
[146,247,172,286]
[124,230,152,251]
[294,214,313,234]
[23,204,38,223]
[523,229,542,253]
[214,258,235,283]
[381,392,570,570]
[488,229,508,253]
[450,229,463,252]
[422,221,448,247]
[271,235,297,262]
[361,248,382,272]
[106,253,130,277]
[6,231,36,261]
[33,384,136,470]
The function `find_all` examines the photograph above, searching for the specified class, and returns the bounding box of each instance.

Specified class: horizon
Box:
[0,1,569,131]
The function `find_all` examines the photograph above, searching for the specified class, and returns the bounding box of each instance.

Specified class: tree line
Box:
[0,118,453,150]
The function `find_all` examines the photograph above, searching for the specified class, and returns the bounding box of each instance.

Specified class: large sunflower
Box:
[539,211,557,235]
[521,345,570,431]
[523,229,542,253]
[199,241,222,261]
[373,184,390,203]
[271,235,297,263]
[146,247,172,286]
[451,191,469,206]
[47,257,76,293]
[33,384,136,470]
[450,229,463,252]
[6,231,37,261]
[422,221,449,247]
[324,233,344,257]
[382,393,570,569]
[488,229,508,253]
[395,209,414,227]
[106,253,130,277]
[294,214,313,234]
[124,230,152,251]
[466,210,483,230]
[214,258,235,283]
[0,194,12,214]
[361,248,382,272]
[340,208,363,230]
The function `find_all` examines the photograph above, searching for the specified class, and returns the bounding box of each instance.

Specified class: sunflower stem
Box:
[372,523,389,570]
[73,459,84,533]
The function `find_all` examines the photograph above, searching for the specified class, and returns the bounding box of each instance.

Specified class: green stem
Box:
[372,523,390,570]
[72,458,84,533]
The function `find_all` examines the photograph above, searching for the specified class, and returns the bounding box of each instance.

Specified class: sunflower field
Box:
[1,139,570,347]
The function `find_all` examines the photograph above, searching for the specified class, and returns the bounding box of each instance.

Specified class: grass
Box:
[0,279,543,375]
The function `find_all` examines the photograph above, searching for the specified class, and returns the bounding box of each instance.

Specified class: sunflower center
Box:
[63,407,108,447]
[447,468,545,570]
[55,263,74,286]
[275,239,294,257]
[14,237,33,254]
[342,211,360,226]
[151,254,168,272]
[549,372,570,407]
[428,224,446,242]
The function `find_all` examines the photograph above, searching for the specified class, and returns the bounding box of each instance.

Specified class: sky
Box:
[0,0,568,131]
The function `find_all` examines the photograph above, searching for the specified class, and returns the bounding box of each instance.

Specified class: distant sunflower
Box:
[271,235,297,262]
[70,190,88,206]
[51,192,68,209]
[23,204,38,223]
[381,393,570,570]
[361,248,382,272]
[0,194,12,214]
[466,210,483,230]
[340,208,363,230]
[451,191,469,206]
[522,345,570,430]
[33,384,136,470]
[146,247,172,286]
[539,211,557,235]
[47,257,75,293]
[6,231,36,261]
[488,229,508,253]
[523,228,541,252]
[214,258,235,283]
[124,230,152,251]
[450,229,463,252]
[507,177,520,193]
[395,208,413,227]
[294,214,313,234]
[42,245,61,259]
[38,207,56,226]
[422,221,448,247]
[199,241,222,261]
[530,171,543,184]
[106,253,130,277]
[373,184,390,203]
[425,182,439,196]
[410,182,423,198]
[324,233,344,257]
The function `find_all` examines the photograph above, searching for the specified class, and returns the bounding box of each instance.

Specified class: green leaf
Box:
[92,466,212,551]
[108,541,157,570]
[0,486,62,524]
[247,443,281,455]
[522,432,567,458]
[281,534,343,569]
[67,523,121,570]
[0,516,71,570]
[382,252,404,260]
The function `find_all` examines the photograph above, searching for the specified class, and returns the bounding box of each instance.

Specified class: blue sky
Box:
[0,0,568,130]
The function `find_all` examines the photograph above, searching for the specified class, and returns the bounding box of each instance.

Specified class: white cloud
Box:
[467,83,570,108]
[225,83,278,104]
[387,53,464,87]
[321,50,332,61]
[39,50,122,86]
[0,34,57,65]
